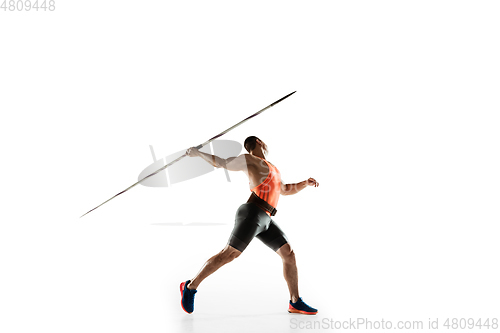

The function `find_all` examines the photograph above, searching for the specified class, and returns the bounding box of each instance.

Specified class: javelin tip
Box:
[270,91,297,107]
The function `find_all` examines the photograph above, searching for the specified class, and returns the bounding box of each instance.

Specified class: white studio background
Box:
[1,1,499,333]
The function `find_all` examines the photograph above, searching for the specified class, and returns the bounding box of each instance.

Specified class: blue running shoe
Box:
[180,280,197,314]
[288,297,318,315]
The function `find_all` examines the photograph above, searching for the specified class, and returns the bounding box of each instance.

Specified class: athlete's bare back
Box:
[236,154,274,190]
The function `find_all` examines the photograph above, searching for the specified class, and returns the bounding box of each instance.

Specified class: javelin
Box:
[80,91,296,218]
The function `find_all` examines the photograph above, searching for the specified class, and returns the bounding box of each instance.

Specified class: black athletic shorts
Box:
[227,202,289,252]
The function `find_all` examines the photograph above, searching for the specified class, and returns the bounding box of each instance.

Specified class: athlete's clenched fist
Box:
[306,177,319,187]
[186,147,200,157]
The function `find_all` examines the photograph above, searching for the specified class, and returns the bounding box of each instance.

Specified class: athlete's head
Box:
[244,136,268,156]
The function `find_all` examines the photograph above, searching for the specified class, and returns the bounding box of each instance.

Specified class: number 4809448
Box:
[1,0,56,11]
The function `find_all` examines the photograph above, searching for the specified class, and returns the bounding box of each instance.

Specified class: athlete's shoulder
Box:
[241,154,261,166]
[224,154,252,171]
[235,153,252,162]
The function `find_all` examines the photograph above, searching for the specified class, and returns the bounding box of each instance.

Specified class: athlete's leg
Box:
[187,203,266,290]
[256,220,317,314]
[254,219,298,302]
[276,242,300,303]
[187,244,241,290]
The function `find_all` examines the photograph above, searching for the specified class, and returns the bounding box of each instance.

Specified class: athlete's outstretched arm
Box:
[280,178,319,196]
[186,147,247,172]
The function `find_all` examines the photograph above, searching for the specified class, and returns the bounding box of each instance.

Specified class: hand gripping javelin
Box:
[80,91,296,218]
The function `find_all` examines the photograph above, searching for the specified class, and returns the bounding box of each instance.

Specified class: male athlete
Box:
[180,136,319,315]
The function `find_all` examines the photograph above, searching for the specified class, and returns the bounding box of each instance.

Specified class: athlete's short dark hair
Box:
[244,136,260,153]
